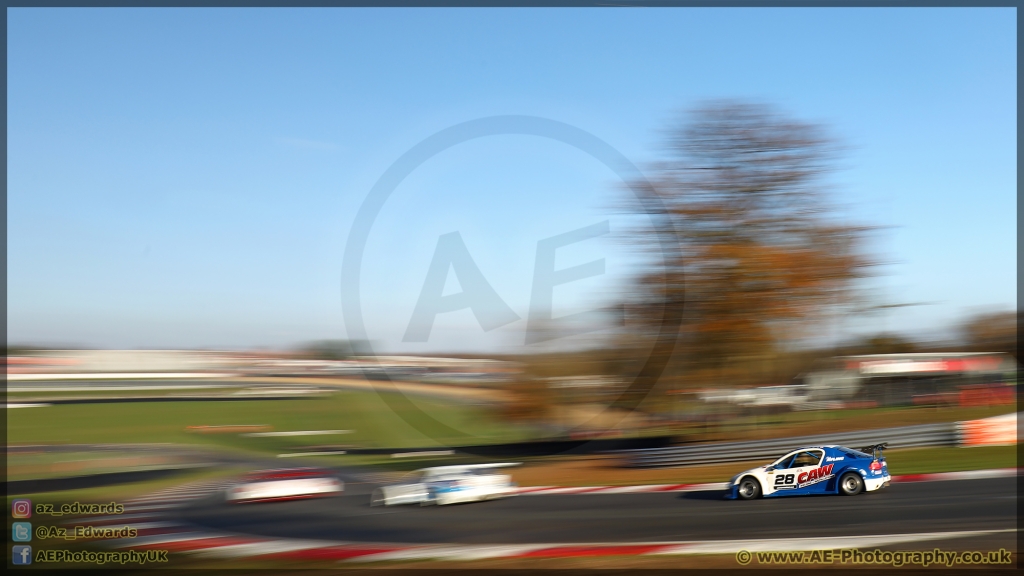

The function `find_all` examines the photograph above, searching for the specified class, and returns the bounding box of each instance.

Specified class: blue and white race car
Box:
[370,463,519,506]
[727,443,890,500]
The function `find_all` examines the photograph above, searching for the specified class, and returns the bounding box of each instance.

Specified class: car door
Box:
[788,449,828,494]
[765,451,801,495]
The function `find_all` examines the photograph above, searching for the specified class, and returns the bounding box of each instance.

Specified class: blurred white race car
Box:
[370,463,518,506]
[226,468,343,503]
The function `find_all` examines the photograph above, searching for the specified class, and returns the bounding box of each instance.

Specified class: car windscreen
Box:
[773,454,796,467]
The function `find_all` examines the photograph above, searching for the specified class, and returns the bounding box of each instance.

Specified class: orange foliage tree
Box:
[627,101,877,385]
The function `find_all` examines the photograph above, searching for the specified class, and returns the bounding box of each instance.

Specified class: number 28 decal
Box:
[774,474,795,486]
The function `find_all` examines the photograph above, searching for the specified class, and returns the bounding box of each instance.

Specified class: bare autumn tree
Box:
[960,310,1018,356]
[629,101,876,382]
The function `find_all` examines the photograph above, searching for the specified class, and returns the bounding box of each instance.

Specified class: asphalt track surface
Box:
[176,476,1016,545]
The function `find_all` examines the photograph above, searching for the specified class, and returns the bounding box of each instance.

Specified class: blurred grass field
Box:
[11,386,1013,451]
[8,388,527,453]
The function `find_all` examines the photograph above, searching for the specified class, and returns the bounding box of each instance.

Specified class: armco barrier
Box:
[337,435,676,458]
[624,423,958,468]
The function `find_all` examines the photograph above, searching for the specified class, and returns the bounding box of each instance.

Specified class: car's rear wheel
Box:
[737,477,761,500]
[839,472,864,496]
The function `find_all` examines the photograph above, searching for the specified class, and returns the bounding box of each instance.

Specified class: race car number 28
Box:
[774,474,795,487]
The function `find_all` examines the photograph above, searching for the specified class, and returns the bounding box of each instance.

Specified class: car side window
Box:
[775,454,797,469]
[792,450,822,468]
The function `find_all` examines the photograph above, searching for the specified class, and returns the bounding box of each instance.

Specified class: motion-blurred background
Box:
[6,7,1016,569]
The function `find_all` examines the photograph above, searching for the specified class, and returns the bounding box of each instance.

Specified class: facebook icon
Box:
[12,545,32,566]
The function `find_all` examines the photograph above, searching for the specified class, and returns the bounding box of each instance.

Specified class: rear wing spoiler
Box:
[859,443,888,457]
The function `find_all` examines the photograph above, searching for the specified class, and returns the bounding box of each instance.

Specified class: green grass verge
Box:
[885,445,1017,475]
[8,389,529,455]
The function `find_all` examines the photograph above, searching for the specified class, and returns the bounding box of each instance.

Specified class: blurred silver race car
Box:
[370,463,518,506]
[226,468,343,503]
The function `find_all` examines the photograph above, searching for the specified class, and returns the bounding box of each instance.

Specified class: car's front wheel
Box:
[839,472,864,496]
[737,477,761,500]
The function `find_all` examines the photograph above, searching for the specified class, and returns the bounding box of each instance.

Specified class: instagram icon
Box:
[12,499,32,518]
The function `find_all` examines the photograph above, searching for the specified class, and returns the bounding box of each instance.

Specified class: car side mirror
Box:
[765,465,775,472]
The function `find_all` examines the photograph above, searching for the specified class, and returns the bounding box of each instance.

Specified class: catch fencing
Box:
[624,423,958,468]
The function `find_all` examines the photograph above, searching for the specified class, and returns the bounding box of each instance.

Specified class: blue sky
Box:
[7,8,1016,352]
